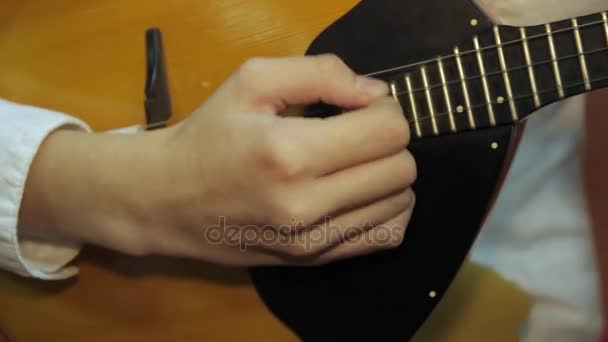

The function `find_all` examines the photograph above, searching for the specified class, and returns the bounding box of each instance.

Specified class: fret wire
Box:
[437,57,456,132]
[454,47,476,129]
[420,66,439,135]
[409,75,608,130]
[494,26,519,120]
[366,17,608,78]
[572,18,592,91]
[405,75,423,138]
[395,46,608,99]
[545,23,565,98]
[399,47,608,96]
[520,27,541,108]
[603,12,608,45]
[473,36,496,126]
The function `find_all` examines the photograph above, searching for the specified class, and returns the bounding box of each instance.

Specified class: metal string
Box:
[392,47,608,98]
[405,75,608,128]
[364,16,608,78]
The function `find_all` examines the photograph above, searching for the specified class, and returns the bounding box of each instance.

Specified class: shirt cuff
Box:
[0,98,91,280]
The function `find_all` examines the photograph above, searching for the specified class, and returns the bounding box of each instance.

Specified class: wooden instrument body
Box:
[0,0,534,341]
[250,0,521,339]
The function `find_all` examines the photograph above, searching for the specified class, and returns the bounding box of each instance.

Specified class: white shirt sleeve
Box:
[0,98,91,280]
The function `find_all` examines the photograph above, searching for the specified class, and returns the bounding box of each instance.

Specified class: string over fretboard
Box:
[382,11,608,139]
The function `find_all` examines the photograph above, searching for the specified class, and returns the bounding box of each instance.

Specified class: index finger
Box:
[287,97,411,177]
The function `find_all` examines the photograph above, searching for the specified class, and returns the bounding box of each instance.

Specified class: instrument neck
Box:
[389,11,608,140]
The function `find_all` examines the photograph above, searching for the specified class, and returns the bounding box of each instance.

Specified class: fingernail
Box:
[356,76,389,96]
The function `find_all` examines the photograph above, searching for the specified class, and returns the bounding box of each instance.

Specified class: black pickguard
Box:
[249,0,517,340]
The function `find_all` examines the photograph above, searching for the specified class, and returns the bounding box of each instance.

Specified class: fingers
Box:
[291,97,410,176]
[317,203,414,263]
[258,198,414,265]
[251,142,415,234]
[224,54,389,113]
[301,149,417,224]
[251,97,410,181]
[265,187,414,257]
[192,189,414,266]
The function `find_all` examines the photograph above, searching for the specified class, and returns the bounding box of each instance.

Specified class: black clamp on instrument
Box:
[144,28,172,130]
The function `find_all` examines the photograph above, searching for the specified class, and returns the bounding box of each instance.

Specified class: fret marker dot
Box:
[429,291,437,298]
[497,96,505,104]
[457,105,464,113]
[491,142,499,150]
[470,19,478,26]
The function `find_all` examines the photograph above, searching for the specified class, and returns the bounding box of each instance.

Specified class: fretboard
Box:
[387,11,608,139]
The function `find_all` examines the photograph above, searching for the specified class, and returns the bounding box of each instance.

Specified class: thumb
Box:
[225,54,390,114]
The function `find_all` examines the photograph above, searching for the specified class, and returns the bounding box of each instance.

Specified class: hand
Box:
[20,55,417,266]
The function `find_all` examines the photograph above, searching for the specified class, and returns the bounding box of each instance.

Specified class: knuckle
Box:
[239,57,266,74]
[395,211,412,245]
[369,201,413,252]
[398,150,418,184]
[236,57,267,88]
[256,128,303,180]
[409,190,417,210]
[268,197,311,228]
[285,243,313,258]
[384,96,404,111]
[375,222,405,251]
[392,205,415,247]
[381,101,410,145]
[377,240,400,252]
[315,54,347,75]
[386,122,410,147]
[396,188,415,210]
[387,228,406,249]
[405,188,416,208]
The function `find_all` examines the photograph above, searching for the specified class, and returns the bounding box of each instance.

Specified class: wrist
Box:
[18,127,170,256]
